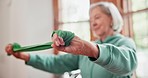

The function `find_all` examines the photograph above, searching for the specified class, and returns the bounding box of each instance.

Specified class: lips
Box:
[94,25,101,31]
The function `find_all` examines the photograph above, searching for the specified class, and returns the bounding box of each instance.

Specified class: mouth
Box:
[94,26,101,31]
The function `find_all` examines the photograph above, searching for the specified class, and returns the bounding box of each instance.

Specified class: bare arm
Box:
[51,33,99,58]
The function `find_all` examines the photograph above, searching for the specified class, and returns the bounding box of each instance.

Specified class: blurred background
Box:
[0,0,148,78]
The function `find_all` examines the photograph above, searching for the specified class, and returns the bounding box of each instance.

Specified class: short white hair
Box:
[90,2,123,32]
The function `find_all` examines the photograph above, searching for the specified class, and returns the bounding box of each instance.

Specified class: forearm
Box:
[20,53,30,62]
[52,36,99,59]
[81,41,99,59]
[10,52,30,62]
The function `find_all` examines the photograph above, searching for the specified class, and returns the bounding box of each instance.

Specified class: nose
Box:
[90,18,97,27]
[93,22,97,27]
[91,21,97,27]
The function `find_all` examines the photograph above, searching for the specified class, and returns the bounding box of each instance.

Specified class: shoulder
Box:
[116,34,136,51]
[117,34,135,45]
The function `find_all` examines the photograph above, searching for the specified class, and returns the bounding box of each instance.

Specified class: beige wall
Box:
[0,0,54,78]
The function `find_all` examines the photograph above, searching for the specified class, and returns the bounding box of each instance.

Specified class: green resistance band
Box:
[12,30,75,52]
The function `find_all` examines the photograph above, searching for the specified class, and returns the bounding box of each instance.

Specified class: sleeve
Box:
[26,53,79,74]
[89,38,137,76]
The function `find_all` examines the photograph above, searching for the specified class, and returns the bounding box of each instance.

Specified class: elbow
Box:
[121,49,138,76]
[122,63,137,76]
[117,56,138,76]
[112,62,138,76]
[125,59,138,76]
[111,52,138,76]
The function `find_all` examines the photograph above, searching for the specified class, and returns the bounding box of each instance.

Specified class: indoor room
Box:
[0,0,148,78]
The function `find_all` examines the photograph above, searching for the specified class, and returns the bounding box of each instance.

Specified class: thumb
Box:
[51,44,66,51]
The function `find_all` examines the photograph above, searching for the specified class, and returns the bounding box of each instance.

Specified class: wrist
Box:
[88,44,100,61]
[21,53,30,62]
[82,41,99,59]
[91,43,99,59]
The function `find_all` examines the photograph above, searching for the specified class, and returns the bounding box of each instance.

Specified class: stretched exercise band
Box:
[12,30,75,52]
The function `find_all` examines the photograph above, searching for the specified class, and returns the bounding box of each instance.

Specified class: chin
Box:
[98,33,105,38]
[93,31,101,37]
[96,32,102,36]
[93,33,100,38]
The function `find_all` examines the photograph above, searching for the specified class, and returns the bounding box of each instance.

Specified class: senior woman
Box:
[5,2,137,78]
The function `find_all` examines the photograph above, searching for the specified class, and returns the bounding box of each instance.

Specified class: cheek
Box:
[102,18,112,29]
[98,22,110,33]
[105,17,112,26]
[96,19,103,25]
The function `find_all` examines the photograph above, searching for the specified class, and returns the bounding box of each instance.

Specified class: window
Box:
[53,0,90,55]
[56,0,90,41]
[130,0,148,78]
[131,0,148,49]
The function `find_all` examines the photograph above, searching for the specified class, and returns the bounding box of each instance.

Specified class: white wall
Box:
[0,0,54,78]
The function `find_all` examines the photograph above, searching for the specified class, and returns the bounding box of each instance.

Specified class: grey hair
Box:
[90,2,123,32]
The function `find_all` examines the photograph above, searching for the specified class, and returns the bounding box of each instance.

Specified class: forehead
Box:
[90,6,102,13]
[90,6,104,16]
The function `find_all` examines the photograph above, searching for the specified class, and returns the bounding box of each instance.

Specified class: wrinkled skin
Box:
[51,33,99,58]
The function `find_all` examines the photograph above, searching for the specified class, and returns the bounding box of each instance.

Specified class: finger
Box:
[13,53,21,58]
[55,41,60,46]
[52,34,56,41]
[52,33,58,41]
[54,34,65,46]
[51,43,65,51]
[5,44,11,52]
[56,36,65,46]
[51,44,56,48]
[52,34,62,46]
[5,44,13,55]
[58,37,65,45]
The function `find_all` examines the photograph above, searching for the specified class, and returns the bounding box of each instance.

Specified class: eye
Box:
[95,15,100,19]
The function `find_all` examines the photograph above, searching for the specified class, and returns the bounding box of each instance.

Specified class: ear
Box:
[110,16,113,27]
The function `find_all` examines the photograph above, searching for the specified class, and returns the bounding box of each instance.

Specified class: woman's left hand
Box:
[51,33,99,58]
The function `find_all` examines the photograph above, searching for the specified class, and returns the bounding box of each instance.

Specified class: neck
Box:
[100,29,114,41]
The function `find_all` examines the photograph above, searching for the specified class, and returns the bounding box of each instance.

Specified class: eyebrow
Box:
[90,13,101,19]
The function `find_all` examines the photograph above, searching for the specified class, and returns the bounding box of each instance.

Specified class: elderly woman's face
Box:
[90,6,112,37]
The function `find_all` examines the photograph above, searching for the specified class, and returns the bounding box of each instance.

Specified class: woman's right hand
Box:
[5,44,30,62]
